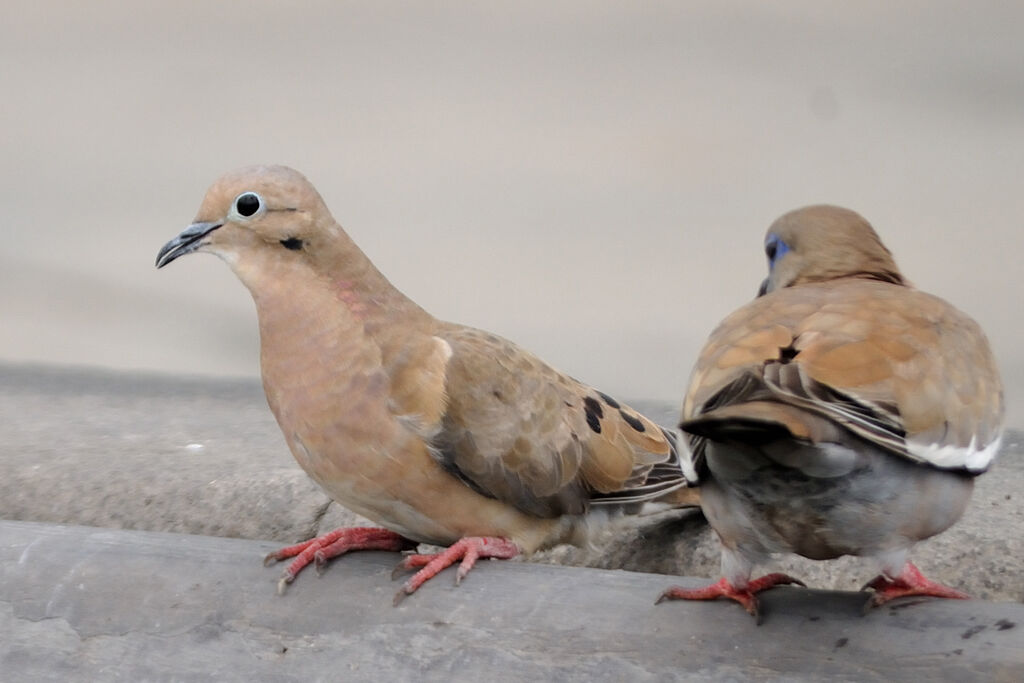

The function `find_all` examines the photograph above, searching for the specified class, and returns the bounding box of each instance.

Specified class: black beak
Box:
[155,222,223,268]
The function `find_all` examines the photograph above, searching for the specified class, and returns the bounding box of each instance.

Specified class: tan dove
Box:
[156,164,697,602]
[658,205,1004,620]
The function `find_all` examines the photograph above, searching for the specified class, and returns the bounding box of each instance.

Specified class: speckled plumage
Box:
[662,204,1004,618]
[156,165,697,599]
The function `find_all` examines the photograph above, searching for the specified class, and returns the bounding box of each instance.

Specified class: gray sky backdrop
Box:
[2,2,1022,423]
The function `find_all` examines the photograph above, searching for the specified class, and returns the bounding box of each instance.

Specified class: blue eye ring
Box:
[765,234,790,267]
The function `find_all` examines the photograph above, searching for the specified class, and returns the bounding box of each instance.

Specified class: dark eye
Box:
[764,235,790,267]
[234,192,262,217]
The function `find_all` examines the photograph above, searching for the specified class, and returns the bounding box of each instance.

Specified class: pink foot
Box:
[656,573,805,621]
[862,562,968,610]
[391,536,520,605]
[264,527,414,594]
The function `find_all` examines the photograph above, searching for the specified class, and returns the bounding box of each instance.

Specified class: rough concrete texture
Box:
[3,520,1023,682]
[2,362,1022,602]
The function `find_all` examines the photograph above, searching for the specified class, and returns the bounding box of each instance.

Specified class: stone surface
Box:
[2,361,1021,602]
[2,520,1023,682]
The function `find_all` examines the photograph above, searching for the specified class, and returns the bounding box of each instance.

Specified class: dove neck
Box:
[239,225,434,355]
[317,227,434,331]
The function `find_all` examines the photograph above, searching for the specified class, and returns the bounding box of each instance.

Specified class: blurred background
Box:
[2,1,1021,422]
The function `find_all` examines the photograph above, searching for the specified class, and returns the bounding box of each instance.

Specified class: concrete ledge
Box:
[3,520,1024,681]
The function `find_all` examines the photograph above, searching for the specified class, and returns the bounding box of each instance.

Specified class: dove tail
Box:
[589,427,699,509]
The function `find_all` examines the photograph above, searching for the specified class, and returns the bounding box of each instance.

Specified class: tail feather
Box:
[590,427,699,507]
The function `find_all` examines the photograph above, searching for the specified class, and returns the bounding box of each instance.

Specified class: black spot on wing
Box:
[584,406,602,434]
[619,410,646,432]
[596,391,621,409]
[583,396,604,419]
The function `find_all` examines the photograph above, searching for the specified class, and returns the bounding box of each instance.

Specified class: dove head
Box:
[158,165,429,339]
[757,204,906,296]
[155,165,357,285]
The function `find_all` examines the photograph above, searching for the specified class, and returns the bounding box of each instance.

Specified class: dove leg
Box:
[391,536,520,605]
[265,527,414,594]
[863,562,968,609]
[656,574,806,621]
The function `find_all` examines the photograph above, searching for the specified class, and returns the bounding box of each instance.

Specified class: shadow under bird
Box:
[658,205,1004,621]
[156,164,697,603]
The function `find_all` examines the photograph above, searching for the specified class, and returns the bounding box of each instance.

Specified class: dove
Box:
[657,205,1003,620]
[156,164,697,603]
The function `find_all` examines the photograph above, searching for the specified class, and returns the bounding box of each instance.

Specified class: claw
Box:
[391,551,433,579]
[393,586,412,607]
[392,562,410,581]
[314,550,329,575]
[391,554,428,580]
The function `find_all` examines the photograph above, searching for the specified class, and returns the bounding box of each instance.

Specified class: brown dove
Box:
[156,164,697,602]
[658,205,1004,620]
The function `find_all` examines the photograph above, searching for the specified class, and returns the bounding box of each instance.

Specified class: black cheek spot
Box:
[596,391,621,409]
[280,237,303,250]
[619,410,646,432]
[584,407,602,434]
[583,396,604,419]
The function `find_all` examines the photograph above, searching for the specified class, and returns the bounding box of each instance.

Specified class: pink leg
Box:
[264,527,414,594]
[656,573,805,621]
[391,536,520,605]
[862,562,968,610]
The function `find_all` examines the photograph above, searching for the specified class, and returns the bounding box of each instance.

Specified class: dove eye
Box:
[233,192,263,218]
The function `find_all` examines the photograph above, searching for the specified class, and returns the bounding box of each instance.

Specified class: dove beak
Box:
[156,221,223,268]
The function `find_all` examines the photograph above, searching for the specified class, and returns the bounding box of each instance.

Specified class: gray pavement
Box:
[2,362,1023,678]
